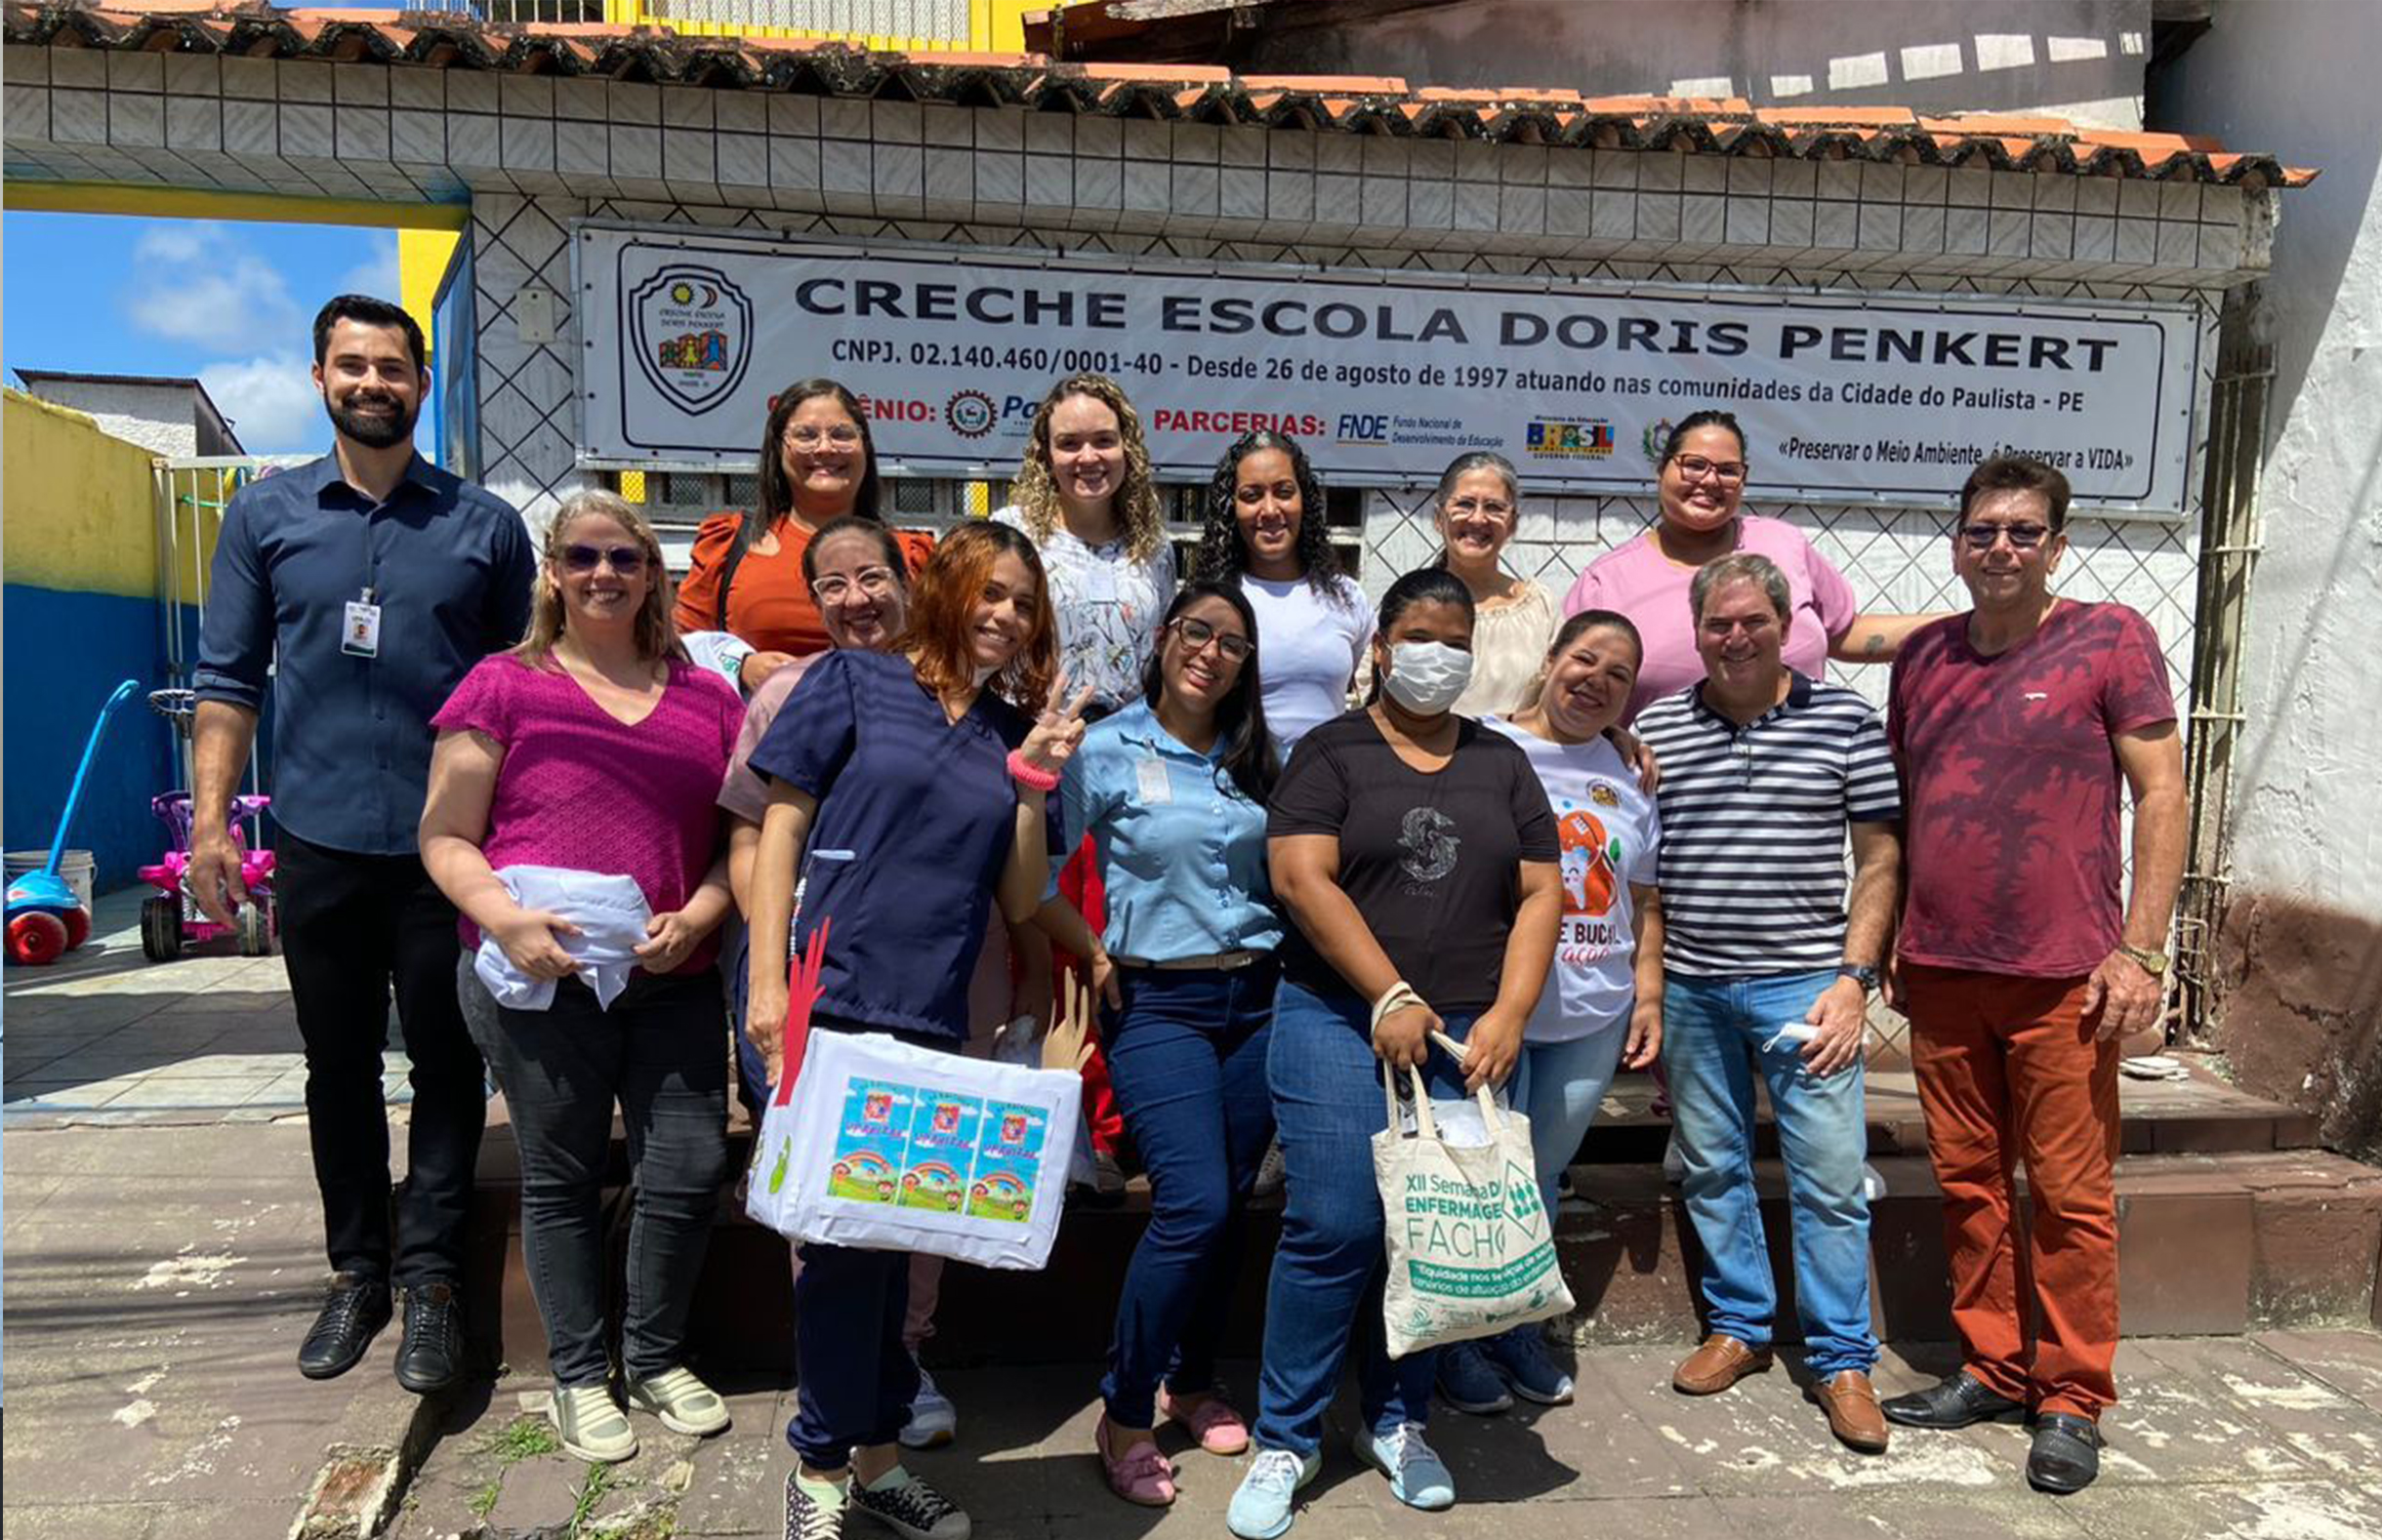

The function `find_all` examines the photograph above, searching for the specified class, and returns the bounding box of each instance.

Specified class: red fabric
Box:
[1056,833,1126,1155]
[1904,962,2121,1420]
[672,512,935,657]
[1889,601,2175,978]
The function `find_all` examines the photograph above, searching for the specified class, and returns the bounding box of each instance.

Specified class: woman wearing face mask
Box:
[1564,409,1941,721]
[1048,583,1284,1508]
[420,491,743,1464]
[1428,451,1559,718]
[675,379,935,691]
[715,515,1026,1454]
[1229,568,1563,1540]
[744,520,1088,1540]
[1436,610,1664,1418]
[994,374,1176,715]
[1191,431,1374,753]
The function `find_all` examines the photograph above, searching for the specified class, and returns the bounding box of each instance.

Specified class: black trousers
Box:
[276,829,486,1288]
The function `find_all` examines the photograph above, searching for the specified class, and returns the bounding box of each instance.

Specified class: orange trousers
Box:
[1903,963,2121,1420]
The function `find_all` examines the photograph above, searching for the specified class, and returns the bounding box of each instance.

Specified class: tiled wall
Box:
[6,44,2233,712]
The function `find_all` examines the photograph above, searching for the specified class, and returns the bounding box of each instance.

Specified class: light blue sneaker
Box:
[1225,1447,1321,1540]
[1436,1340,1513,1415]
[1483,1322,1576,1405]
[1352,1422,1455,1512]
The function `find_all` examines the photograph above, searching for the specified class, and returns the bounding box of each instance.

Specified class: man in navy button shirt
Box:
[190,295,535,1393]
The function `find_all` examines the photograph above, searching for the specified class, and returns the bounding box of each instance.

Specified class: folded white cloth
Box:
[473,865,654,1011]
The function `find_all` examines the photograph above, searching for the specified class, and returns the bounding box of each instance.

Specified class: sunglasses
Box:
[1171,615,1253,663]
[1959,523,2053,549]
[560,543,647,575]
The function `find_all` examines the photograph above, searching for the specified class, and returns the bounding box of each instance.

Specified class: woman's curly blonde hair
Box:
[1006,374,1166,563]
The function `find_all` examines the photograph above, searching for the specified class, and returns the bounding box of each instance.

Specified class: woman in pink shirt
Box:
[1564,410,1941,721]
[421,490,743,1466]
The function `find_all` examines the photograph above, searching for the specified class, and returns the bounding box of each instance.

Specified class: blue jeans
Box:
[1509,1030,1626,1213]
[1662,969,1876,1376]
[1099,960,1279,1428]
[1254,979,1476,1455]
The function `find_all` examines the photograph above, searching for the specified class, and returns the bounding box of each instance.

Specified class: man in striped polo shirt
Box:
[1635,551,1903,1455]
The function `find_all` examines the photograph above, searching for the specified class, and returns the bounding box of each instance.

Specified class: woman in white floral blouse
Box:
[994,374,1177,717]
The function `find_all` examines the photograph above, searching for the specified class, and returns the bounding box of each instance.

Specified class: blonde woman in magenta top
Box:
[993,374,1177,715]
[1430,451,1560,717]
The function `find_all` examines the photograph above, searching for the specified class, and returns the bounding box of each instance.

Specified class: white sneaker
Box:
[897,1360,956,1449]
[553,1383,637,1464]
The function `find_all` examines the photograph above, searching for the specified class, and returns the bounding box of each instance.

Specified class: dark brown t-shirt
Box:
[1268,710,1559,1013]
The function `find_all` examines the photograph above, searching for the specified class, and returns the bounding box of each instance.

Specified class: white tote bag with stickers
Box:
[1375,1054,1574,1358]
[747,1028,1082,1271]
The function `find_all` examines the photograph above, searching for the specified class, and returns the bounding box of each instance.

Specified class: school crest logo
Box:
[629,263,752,416]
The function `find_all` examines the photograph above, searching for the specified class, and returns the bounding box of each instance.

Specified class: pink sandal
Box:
[1096,1414,1176,1507]
[1159,1386,1252,1455]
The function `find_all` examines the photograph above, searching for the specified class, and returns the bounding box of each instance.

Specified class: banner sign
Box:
[578,224,2201,511]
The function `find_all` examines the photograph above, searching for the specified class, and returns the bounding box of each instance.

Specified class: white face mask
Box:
[1381,640,1474,715]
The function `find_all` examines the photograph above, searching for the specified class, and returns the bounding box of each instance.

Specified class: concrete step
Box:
[467,1117,2382,1381]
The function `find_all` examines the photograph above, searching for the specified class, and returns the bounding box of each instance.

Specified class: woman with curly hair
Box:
[1192,430,1374,752]
[994,374,1176,716]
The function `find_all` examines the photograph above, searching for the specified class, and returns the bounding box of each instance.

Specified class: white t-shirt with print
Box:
[1242,572,1375,752]
[992,505,1176,711]
[1483,717,1660,1042]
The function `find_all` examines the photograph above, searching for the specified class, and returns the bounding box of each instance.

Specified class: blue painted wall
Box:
[2,586,178,891]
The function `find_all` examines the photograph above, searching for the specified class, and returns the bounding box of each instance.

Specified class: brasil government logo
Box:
[1524,419,1616,460]
[628,262,753,416]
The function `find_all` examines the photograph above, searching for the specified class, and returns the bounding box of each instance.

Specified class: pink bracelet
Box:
[1006,749,1060,791]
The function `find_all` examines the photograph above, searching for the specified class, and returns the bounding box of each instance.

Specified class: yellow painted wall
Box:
[3,388,162,601]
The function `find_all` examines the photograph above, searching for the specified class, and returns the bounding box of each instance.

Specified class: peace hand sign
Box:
[1019,669,1096,775]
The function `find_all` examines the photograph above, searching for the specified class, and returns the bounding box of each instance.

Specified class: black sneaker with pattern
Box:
[848,1468,970,1540]
[784,1472,846,1540]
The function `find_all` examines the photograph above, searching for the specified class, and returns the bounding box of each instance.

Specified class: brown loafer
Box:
[1813,1369,1891,1453]
[1672,1334,1774,1395]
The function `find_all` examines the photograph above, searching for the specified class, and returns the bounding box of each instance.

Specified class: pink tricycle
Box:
[139,689,277,960]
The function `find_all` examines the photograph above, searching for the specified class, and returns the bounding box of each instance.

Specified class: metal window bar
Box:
[2173,295,2275,1045]
[154,457,313,798]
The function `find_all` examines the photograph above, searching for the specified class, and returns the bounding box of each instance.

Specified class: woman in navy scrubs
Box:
[744,520,1090,1540]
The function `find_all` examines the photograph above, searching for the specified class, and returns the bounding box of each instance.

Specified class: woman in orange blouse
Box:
[674,378,933,688]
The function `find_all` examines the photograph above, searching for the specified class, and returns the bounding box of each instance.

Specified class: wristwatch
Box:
[2117,944,2169,978]
[1836,963,1880,993]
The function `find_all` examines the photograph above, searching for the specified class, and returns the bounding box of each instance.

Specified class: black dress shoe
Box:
[392,1280,467,1395]
[1880,1371,2028,1430]
[2028,1412,2103,1493]
[297,1272,391,1380]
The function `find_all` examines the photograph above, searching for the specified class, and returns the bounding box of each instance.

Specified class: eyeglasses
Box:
[1959,522,2053,550]
[1171,616,1253,663]
[785,425,863,448]
[811,566,898,602]
[1443,497,1514,520]
[1672,454,1748,485]
[560,543,646,575]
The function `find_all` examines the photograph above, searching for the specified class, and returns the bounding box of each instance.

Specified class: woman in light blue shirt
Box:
[1056,580,1283,1509]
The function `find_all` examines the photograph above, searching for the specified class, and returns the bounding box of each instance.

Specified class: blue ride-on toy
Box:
[5,678,140,965]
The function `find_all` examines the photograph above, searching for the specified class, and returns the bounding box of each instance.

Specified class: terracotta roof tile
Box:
[0,2,2317,187]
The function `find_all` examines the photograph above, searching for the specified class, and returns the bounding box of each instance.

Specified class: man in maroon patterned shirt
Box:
[1877,456,2186,1496]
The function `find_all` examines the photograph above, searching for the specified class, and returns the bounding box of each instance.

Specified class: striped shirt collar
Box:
[1688,669,1818,734]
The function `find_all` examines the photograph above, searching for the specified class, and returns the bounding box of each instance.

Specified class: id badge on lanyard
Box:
[343,588,383,658]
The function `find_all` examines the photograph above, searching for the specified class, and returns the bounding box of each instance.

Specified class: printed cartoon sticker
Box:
[966,1100,1049,1223]
[827,1078,914,1205]
[899,1090,985,1212]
